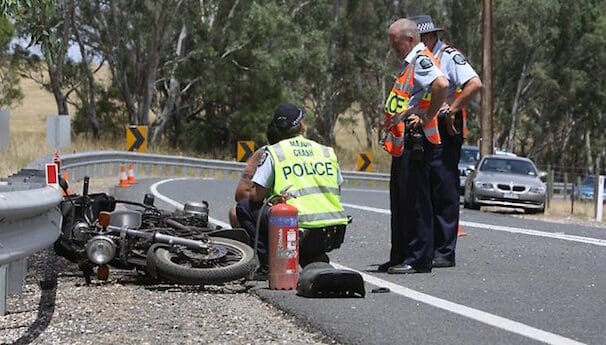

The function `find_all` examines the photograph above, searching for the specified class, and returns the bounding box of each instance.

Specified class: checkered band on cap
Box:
[417,21,436,32]
[410,15,444,34]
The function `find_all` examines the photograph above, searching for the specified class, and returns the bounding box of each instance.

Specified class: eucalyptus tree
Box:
[12,0,75,116]
[546,0,606,174]
[84,0,183,126]
[492,0,559,158]
[0,16,23,107]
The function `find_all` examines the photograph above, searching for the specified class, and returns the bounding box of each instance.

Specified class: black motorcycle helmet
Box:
[266,103,305,144]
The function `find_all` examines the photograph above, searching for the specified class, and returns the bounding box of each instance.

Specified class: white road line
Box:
[341,202,606,247]
[331,263,586,345]
[152,179,587,345]
[150,178,231,229]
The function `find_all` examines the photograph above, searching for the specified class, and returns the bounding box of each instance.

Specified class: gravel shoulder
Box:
[1,178,339,345]
[1,250,338,345]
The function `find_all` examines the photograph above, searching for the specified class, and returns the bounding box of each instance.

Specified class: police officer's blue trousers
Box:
[430,126,463,262]
[235,199,270,265]
[389,139,437,270]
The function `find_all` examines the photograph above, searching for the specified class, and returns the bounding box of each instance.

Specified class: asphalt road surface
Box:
[116,177,606,345]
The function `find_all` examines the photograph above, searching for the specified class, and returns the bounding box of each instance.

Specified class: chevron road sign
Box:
[356,152,373,172]
[126,125,148,152]
[237,141,255,162]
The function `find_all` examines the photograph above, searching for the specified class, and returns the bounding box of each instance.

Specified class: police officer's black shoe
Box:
[387,264,430,274]
[432,257,456,268]
[377,261,396,272]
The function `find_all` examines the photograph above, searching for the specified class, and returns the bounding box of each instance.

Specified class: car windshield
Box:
[461,147,479,165]
[582,176,595,186]
[479,158,537,176]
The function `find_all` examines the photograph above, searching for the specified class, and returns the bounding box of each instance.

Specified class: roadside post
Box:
[0,109,8,152]
[595,175,604,222]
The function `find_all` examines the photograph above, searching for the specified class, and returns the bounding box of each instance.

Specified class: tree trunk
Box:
[48,63,68,115]
[72,6,99,139]
[152,24,187,144]
[585,130,593,174]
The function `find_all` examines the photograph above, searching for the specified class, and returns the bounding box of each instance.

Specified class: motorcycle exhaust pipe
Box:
[98,212,210,250]
[105,225,210,250]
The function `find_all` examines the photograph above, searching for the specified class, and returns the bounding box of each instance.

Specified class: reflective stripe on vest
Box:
[267,136,348,228]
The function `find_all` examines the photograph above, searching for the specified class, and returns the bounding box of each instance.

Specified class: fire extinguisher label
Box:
[287,229,297,250]
[276,228,297,258]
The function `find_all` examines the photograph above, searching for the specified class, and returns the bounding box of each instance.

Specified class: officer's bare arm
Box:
[450,77,483,113]
[234,150,264,202]
[249,182,267,203]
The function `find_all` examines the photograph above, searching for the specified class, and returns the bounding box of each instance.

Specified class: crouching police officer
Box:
[235,103,349,271]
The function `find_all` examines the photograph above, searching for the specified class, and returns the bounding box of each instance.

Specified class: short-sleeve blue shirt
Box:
[402,42,445,108]
[432,40,479,104]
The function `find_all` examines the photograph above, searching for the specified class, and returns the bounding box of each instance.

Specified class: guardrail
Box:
[53,151,391,188]
[0,183,62,315]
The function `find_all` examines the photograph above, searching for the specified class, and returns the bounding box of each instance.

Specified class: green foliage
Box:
[73,84,127,139]
[0,16,23,107]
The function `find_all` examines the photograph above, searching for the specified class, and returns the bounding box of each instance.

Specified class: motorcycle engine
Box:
[182,202,209,228]
[71,221,91,241]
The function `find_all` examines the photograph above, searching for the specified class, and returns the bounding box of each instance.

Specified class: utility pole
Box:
[480,0,494,157]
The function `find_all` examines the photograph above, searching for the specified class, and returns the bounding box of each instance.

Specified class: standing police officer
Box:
[379,18,448,274]
[236,103,349,269]
[410,15,483,268]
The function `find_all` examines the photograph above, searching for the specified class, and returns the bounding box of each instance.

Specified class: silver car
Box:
[463,155,546,213]
[459,145,480,194]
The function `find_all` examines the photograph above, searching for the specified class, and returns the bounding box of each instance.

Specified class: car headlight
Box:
[475,181,494,190]
[85,236,116,265]
[529,186,545,194]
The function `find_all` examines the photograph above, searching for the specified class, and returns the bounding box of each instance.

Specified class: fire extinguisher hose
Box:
[250,197,273,280]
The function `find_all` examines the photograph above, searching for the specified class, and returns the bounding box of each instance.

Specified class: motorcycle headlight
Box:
[529,186,546,194]
[86,236,116,265]
[475,181,494,190]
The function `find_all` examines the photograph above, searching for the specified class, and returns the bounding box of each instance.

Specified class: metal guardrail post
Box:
[0,264,7,315]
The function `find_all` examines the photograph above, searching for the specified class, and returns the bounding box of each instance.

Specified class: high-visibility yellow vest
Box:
[267,136,348,228]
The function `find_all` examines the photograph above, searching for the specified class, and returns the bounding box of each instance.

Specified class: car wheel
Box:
[464,188,480,210]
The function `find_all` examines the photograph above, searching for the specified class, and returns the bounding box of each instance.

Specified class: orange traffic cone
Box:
[127,163,137,185]
[457,225,468,237]
[118,165,129,187]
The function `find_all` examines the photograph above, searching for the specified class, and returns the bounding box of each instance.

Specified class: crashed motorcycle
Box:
[54,176,258,285]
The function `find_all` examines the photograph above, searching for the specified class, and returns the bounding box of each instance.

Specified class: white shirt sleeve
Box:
[251,150,275,189]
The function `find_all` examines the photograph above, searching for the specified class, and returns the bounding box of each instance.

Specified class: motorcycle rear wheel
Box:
[148,237,257,285]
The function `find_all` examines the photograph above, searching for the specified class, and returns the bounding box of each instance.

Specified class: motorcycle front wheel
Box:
[147,237,257,285]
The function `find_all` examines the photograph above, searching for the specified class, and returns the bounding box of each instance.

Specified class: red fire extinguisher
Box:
[267,200,299,290]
